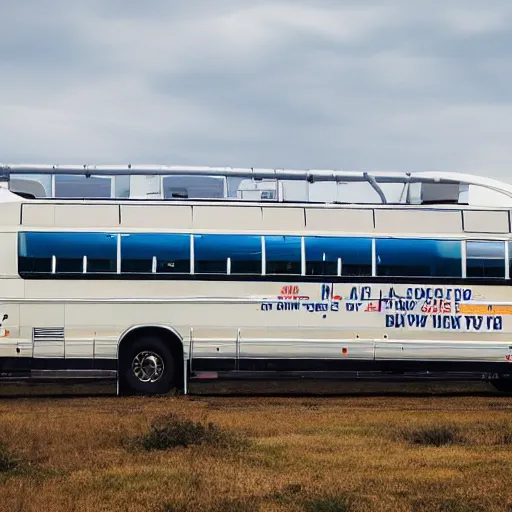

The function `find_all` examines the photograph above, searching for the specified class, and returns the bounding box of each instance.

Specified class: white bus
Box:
[1,163,512,395]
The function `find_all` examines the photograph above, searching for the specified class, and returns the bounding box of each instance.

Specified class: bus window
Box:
[18,232,117,274]
[305,237,372,276]
[121,233,190,274]
[55,175,112,198]
[194,235,262,274]
[376,238,462,277]
[466,241,505,278]
[265,236,301,275]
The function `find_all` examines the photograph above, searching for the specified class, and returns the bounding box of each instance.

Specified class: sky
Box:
[1,1,512,182]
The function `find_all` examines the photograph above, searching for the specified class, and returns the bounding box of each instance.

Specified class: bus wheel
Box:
[491,379,512,394]
[121,336,177,395]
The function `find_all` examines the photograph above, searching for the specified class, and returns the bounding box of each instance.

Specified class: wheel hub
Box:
[132,351,165,383]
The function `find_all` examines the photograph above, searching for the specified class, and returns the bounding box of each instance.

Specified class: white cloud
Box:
[1,0,512,183]
[439,7,511,36]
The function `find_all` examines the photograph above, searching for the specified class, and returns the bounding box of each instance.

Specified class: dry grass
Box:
[123,413,249,452]
[0,381,511,511]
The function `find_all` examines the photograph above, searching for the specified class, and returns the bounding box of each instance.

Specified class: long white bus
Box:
[1,163,512,395]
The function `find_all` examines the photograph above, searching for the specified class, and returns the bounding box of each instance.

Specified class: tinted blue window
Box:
[18,232,117,273]
[466,241,505,278]
[121,234,190,273]
[265,236,301,274]
[194,235,262,274]
[376,239,462,277]
[305,237,372,276]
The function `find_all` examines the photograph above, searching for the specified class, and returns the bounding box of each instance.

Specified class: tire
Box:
[491,379,512,393]
[120,335,177,395]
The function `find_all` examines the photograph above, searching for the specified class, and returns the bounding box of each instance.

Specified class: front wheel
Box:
[120,336,177,395]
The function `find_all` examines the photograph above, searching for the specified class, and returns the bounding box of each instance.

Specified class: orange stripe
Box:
[459,304,512,315]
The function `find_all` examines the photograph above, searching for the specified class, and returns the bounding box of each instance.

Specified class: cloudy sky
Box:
[1,1,512,181]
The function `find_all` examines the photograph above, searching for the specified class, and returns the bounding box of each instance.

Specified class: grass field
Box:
[0,380,511,511]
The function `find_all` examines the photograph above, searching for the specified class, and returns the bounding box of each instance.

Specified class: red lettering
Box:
[281,285,300,296]
[422,300,453,314]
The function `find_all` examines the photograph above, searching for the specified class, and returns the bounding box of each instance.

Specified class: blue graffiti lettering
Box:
[395,300,417,312]
[389,287,472,302]
[409,314,428,328]
[277,302,300,311]
[432,316,462,329]
[346,302,363,312]
[387,313,502,331]
[349,286,372,301]
[386,314,428,328]
[451,316,461,329]
[465,315,483,330]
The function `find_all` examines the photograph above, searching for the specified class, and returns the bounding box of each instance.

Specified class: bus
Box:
[1,163,512,395]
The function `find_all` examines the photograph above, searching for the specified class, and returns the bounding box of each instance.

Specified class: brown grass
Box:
[0,381,511,511]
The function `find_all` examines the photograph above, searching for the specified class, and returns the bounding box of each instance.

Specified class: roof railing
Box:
[2,164,512,204]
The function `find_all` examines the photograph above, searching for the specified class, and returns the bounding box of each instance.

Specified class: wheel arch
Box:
[117,324,185,364]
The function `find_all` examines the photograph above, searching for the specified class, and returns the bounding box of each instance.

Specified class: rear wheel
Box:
[120,336,177,395]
